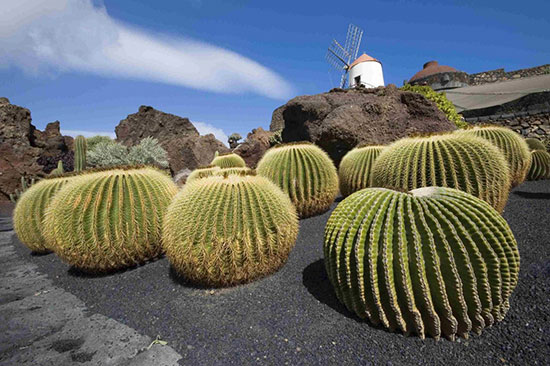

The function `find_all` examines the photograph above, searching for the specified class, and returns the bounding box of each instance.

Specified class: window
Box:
[354,75,361,86]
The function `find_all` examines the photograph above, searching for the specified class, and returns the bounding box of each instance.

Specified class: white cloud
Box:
[61,129,116,138]
[192,122,229,147]
[0,0,293,99]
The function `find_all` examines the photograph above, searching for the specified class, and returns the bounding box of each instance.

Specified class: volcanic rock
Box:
[165,134,230,175]
[233,127,274,168]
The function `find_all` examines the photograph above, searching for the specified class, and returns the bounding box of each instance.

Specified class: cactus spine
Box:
[214,167,252,177]
[257,142,339,218]
[186,166,220,184]
[371,133,511,212]
[527,150,550,180]
[211,153,246,168]
[324,187,520,340]
[43,167,178,272]
[338,145,384,197]
[74,135,87,172]
[163,174,299,287]
[457,126,531,186]
[13,176,71,253]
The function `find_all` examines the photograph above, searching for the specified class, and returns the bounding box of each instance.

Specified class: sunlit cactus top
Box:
[211,153,247,168]
[186,165,221,184]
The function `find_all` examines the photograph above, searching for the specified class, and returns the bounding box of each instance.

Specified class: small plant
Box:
[163,174,299,287]
[228,133,242,149]
[49,160,64,176]
[257,142,339,218]
[324,187,520,340]
[86,135,114,151]
[211,153,246,168]
[87,141,128,167]
[186,166,221,184]
[87,138,168,168]
[525,138,546,151]
[128,137,169,168]
[74,135,87,172]
[527,150,550,180]
[9,176,36,203]
[338,145,384,197]
[269,130,283,146]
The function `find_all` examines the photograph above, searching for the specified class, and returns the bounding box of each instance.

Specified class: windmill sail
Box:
[326,24,364,88]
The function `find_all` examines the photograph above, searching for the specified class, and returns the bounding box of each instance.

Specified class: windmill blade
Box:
[326,47,349,71]
[344,24,363,61]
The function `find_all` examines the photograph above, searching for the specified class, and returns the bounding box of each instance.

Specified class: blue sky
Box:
[1,0,548,143]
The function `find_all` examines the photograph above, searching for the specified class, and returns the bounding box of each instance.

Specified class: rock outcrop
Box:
[270,85,456,165]
[165,134,230,175]
[233,127,274,168]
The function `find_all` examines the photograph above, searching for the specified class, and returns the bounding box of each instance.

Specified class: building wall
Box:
[469,64,550,86]
[465,110,550,139]
[349,62,384,88]
[408,71,469,91]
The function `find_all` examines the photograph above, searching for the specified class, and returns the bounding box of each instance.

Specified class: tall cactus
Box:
[257,142,339,218]
[211,153,246,168]
[13,176,72,253]
[527,150,550,180]
[74,135,87,172]
[371,133,511,212]
[324,187,520,340]
[43,166,178,272]
[163,174,299,287]
[457,126,531,187]
[338,145,384,197]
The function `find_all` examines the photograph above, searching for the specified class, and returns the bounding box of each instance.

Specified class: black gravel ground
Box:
[10,181,550,365]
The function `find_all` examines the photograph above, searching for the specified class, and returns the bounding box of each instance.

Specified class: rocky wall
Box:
[465,110,550,139]
[469,64,550,86]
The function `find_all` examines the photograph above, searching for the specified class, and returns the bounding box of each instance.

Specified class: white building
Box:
[348,53,385,88]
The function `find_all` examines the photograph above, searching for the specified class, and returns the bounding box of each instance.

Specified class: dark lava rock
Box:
[270,85,456,165]
[165,134,230,175]
[233,127,274,168]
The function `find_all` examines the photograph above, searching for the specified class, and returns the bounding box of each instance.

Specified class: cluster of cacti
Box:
[74,135,87,172]
[371,133,511,212]
[211,153,246,168]
[324,186,520,340]
[9,176,36,203]
[457,126,531,186]
[43,167,178,272]
[525,138,546,152]
[186,165,221,183]
[257,142,339,218]
[527,150,550,180]
[13,176,72,253]
[163,174,299,287]
[338,145,384,197]
[49,160,64,176]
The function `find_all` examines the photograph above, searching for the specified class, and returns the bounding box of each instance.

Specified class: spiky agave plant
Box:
[256,142,339,218]
[43,166,178,272]
[186,165,221,184]
[211,153,246,168]
[525,138,546,151]
[338,145,385,197]
[371,133,511,212]
[457,126,531,186]
[527,150,550,180]
[324,187,520,341]
[163,174,299,287]
[13,176,72,253]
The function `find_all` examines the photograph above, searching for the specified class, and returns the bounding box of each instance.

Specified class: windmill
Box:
[326,24,364,89]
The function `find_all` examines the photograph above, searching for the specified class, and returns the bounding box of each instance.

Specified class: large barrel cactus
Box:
[214,167,252,177]
[43,166,178,272]
[339,145,384,197]
[371,133,511,212]
[527,150,550,180]
[256,142,339,218]
[163,174,299,287]
[186,166,220,184]
[211,153,246,168]
[13,176,72,253]
[457,126,531,186]
[324,187,520,341]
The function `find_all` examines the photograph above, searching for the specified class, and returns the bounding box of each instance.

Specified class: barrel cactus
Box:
[163,174,299,287]
[257,142,339,218]
[371,133,511,212]
[211,153,246,168]
[43,166,178,272]
[527,150,550,180]
[324,187,520,341]
[74,135,87,172]
[186,166,220,184]
[13,176,72,253]
[338,145,384,197]
[525,138,546,151]
[457,126,531,186]
[214,167,252,177]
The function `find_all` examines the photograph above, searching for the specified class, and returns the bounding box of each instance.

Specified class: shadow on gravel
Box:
[30,250,53,257]
[68,265,133,279]
[169,265,215,290]
[513,191,550,200]
[302,259,362,322]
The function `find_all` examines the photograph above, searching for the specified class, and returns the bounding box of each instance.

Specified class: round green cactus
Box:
[525,138,546,151]
[256,142,339,218]
[527,150,550,180]
[43,166,178,272]
[324,187,520,341]
[338,145,385,197]
[371,133,511,212]
[13,176,72,253]
[211,153,246,168]
[163,174,299,287]
[186,166,220,184]
[457,126,531,187]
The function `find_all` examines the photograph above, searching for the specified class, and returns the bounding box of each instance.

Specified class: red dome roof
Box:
[349,53,380,69]
[409,61,461,82]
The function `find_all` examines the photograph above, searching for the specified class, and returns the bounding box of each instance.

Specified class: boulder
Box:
[270,85,456,165]
[233,127,274,168]
[164,134,230,175]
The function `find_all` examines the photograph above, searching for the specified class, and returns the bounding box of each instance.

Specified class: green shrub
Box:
[87,138,168,168]
[338,145,384,197]
[211,153,247,168]
[163,174,299,287]
[87,141,129,167]
[324,186,520,340]
[86,135,114,151]
[128,137,169,168]
[527,150,550,180]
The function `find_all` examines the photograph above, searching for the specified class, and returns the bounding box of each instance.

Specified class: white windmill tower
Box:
[326,24,385,89]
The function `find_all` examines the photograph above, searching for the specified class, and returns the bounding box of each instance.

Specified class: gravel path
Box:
[5,181,550,365]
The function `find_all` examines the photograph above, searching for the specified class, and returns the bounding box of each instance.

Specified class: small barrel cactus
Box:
[527,150,550,180]
[186,166,221,184]
[211,153,246,168]
[43,166,178,272]
[13,176,72,253]
[324,187,520,341]
[257,142,339,218]
[525,138,546,151]
[214,167,253,177]
[371,133,511,212]
[338,145,384,197]
[457,126,531,186]
[74,135,87,172]
[163,174,299,287]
